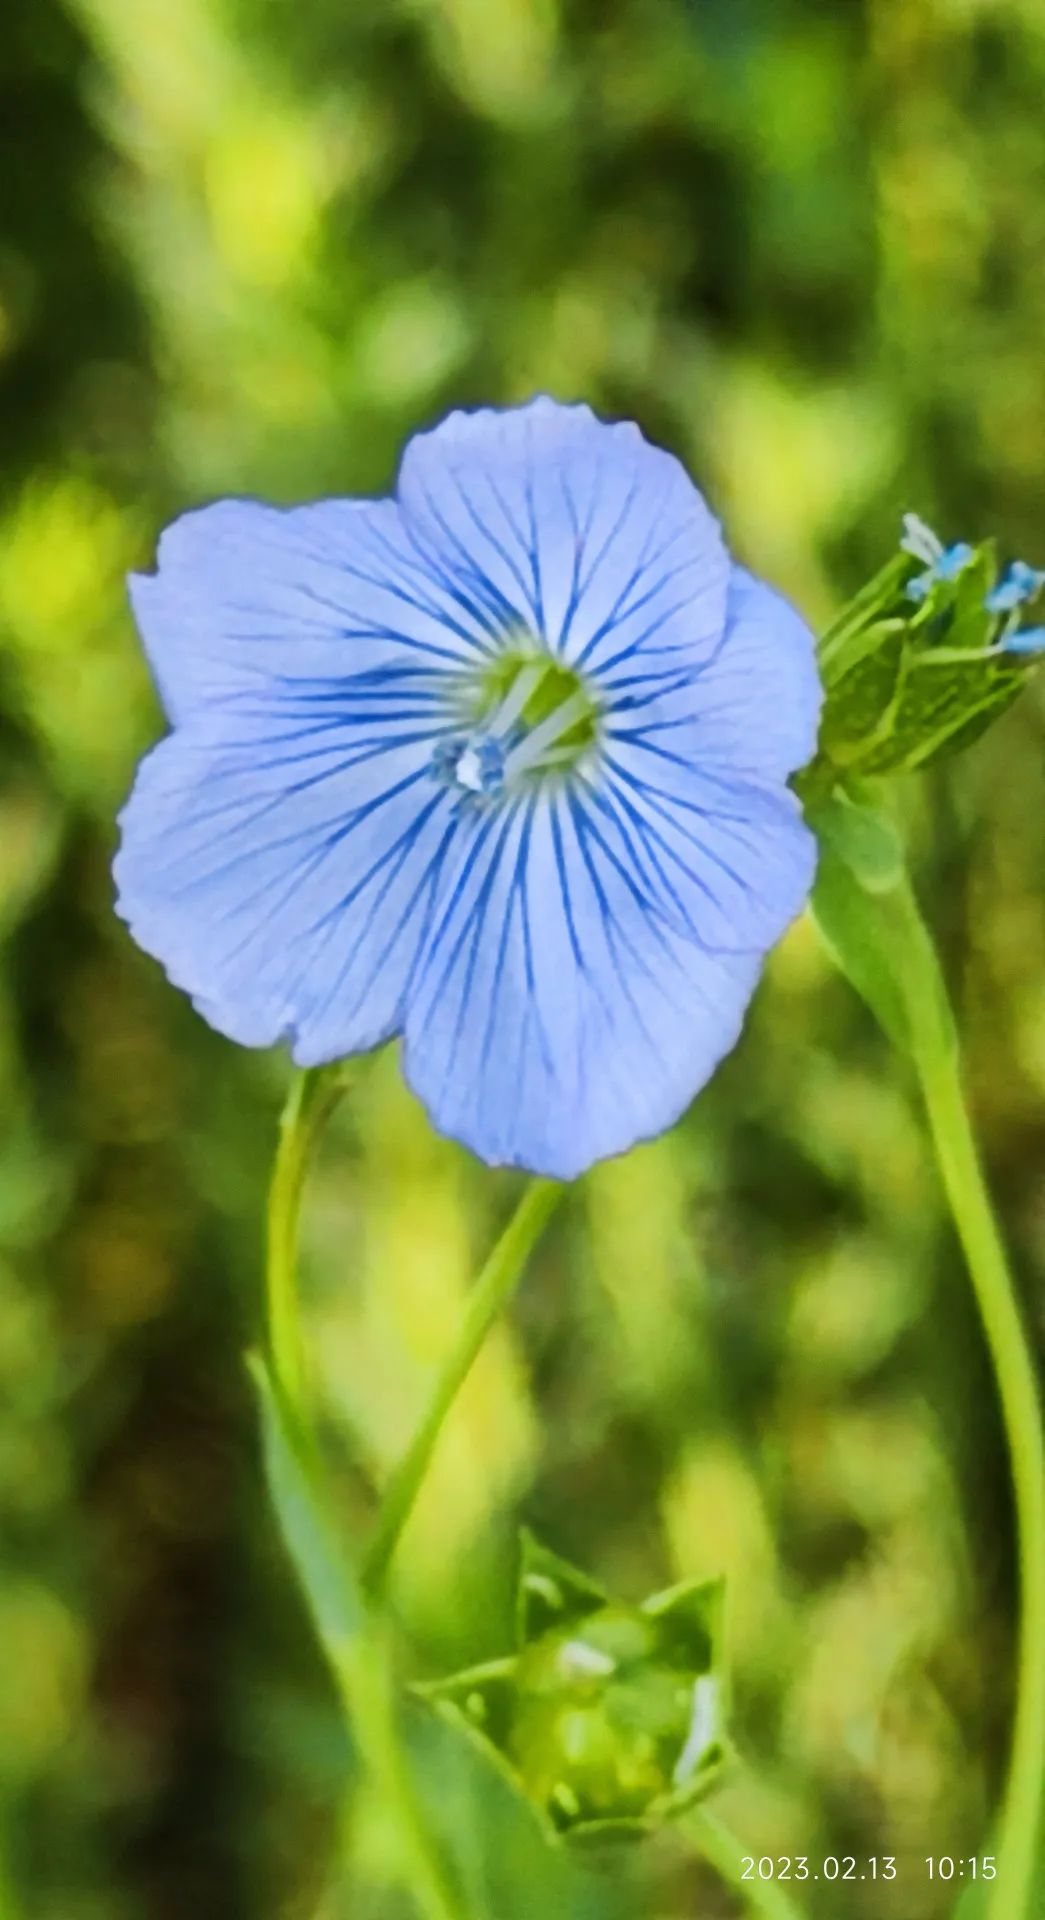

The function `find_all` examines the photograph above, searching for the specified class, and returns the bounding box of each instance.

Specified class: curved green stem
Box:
[818,837,1045,1916]
[685,1809,809,1920]
[264,1067,463,1920]
[362,1177,565,1596]
[889,877,1045,1916]
[266,1064,347,1422]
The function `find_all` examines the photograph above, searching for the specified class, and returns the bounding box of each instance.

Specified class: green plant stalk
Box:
[361,1176,565,1596]
[685,1809,809,1920]
[807,820,1045,1918]
[265,1067,463,1920]
[333,1627,462,1920]
[886,878,1045,1916]
[266,1064,347,1422]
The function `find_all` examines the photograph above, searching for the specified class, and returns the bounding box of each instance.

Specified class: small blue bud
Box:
[900,515,974,602]
[986,560,1045,615]
[1000,626,1045,656]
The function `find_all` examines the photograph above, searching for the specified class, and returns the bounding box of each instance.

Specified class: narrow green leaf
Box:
[817,553,911,681]
[250,1354,364,1663]
[810,843,911,1052]
[809,794,904,893]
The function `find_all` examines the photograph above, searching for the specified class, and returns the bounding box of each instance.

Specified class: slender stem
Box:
[362,1178,565,1597]
[264,1067,463,1920]
[266,1065,347,1422]
[330,1630,463,1920]
[685,1808,809,1920]
[891,878,1045,1915]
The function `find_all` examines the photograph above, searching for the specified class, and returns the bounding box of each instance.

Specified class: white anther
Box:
[556,1639,617,1679]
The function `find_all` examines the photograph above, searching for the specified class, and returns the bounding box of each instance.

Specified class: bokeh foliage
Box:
[2,0,1045,1915]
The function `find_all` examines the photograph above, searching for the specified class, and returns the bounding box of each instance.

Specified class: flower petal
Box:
[402,790,767,1179]
[687,566,822,780]
[599,727,817,956]
[128,496,496,726]
[115,700,460,1059]
[396,397,729,674]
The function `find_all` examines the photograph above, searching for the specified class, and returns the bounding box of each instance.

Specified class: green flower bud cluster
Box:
[418,1534,727,1844]
[797,517,1045,801]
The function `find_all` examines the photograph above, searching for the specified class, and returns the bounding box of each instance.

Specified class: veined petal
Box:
[396,397,729,674]
[402,790,765,1180]
[687,566,822,780]
[115,705,460,1059]
[128,496,494,727]
[597,739,816,953]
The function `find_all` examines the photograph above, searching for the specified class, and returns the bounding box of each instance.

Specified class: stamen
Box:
[504,688,594,778]
[900,513,944,566]
[435,652,599,801]
[555,1639,617,1680]
[485,661,542,738]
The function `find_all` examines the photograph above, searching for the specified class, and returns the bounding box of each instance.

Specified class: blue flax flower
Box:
[116,400,820,1179]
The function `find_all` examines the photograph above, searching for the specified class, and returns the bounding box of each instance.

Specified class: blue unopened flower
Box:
[115,399,820,1179]
[900,513,974,603]
[986,560,1045,615]
[1000,627,1045,656]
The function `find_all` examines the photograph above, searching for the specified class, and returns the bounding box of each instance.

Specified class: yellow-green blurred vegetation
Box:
[2,0,1045,1915]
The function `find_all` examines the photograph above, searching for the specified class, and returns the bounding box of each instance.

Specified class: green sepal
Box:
[817,553,913,683]
[940,544,998,652]
[563,1815,659,1848]
[640,1574,725,1679]
[414,1657,529,1799]
[517,1529,610,1645]
[818,622,905,761]
[854,645,1030,773]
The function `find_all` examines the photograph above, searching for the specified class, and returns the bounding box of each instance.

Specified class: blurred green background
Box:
[2,0,1045,1915]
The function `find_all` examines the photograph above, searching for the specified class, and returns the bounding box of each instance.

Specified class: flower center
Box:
[435,652,600,801]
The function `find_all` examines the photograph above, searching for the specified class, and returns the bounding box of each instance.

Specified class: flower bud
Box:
[418,1535,727,1843]
[799,521,1044,797]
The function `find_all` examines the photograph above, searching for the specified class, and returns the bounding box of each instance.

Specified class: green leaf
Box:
[517,1531,610,1645]
[948,1872,993,1920]
[810,809,956,1067]
[810,840,911,1052]
[249,1354,364,1665]
[809,793,904,893]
